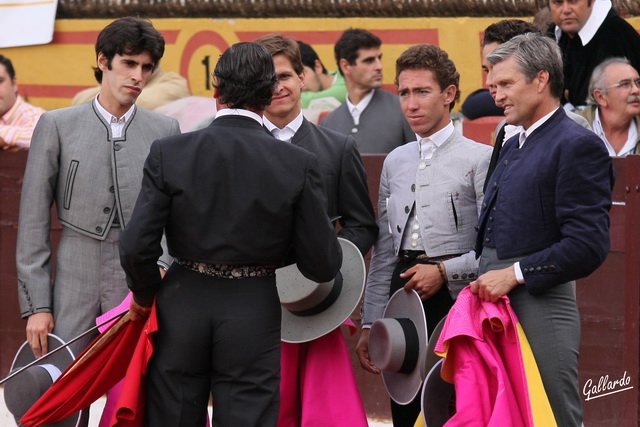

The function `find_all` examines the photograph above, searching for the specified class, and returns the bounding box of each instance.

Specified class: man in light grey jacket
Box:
[16,17,180,365]
[356,44,491,427]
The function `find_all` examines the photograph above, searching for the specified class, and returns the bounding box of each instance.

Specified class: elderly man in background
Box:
[548,0,640,108]
[0,54,44,150]
[579,57,640,156]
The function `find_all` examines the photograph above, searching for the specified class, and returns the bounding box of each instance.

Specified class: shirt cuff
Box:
[514,262,525,284]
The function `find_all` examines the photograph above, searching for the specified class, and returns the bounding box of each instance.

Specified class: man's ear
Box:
[536,70,551,93]
[339,58,350,76]
[593,89,608,107]
[443,84,457,106]
[97,52,109,71]
[314,59,324,75]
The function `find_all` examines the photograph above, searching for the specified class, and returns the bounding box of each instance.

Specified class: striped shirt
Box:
[0,96,45,148]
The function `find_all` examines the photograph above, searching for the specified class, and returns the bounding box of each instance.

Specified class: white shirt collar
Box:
[215,108,263,125]
[593,107,638,156]
[520,107,560,148]
[555,0,612,45]
[94,95,135,125]
[346,89,375,126]
[416,121,454,159]
[263,111,304,142]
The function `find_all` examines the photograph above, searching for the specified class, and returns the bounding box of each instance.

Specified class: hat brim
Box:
[278,237,365,343]
[421,359,456,426]
[379,289,428,405]
[4,334,81,426]
[424,315,447,378]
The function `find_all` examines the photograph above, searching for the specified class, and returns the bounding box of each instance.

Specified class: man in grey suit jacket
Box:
[16,17,180,363]
[356,44,491,427]
[320,29,414,154]
[256,34,378,427]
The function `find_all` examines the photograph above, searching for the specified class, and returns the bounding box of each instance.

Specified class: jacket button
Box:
[493,182,498,188]
[109,186,115,193]
[482,203,487,210]
[474,225,479,232]
[461,273,467,279]
[114,144,121,151]
[405,206,410,214]
[489,216,494,222]
[452,274,459,280]
[536,266,542,272]
[485,237,491,243]
[411,184,416,192]
[468,273,475,278]
[487,227,492,232]
[103,207,111,214]
[96,226,103,233]
[397,225,402,233]
[549,265,556,271]
[504,159,508,165]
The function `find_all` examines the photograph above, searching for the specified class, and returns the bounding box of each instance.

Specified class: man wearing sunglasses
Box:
[579,57,640,156]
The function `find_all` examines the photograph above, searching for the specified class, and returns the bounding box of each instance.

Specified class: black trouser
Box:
[388,257,454,427]
[144,264,281,427]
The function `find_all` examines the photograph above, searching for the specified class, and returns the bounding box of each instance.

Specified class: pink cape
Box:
[433,287,555,427]
[278,321,368,427]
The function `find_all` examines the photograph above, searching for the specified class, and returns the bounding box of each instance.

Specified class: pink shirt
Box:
[0,96,45,148]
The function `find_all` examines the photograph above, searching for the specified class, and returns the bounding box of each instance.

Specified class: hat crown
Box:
[369,318,420,373]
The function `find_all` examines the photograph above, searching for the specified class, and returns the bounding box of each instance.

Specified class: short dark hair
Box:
[0,55,16,80]
[214,42,277,111]
[254,34,304,75]
[334,29,381,74]
[297,41,327,74]
[93,17,165,83]
[483,19,540,47]
[395,44,460,110]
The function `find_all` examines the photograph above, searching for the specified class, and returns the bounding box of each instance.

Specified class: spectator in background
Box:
[321,28,414,154]
[71,65,190,111]
[579,57,640,156]
[548,0,640,108]
[298,40,347,110]
[0,54,44,150]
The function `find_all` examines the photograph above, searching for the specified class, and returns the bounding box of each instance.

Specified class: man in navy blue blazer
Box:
[472,33,614,426]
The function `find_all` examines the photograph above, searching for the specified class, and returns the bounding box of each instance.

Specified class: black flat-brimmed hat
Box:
[4,334,81,427]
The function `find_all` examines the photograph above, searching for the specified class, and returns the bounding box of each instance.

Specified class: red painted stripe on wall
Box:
[236,29,438,45]
[20,84,93,98]
[51,30,180,44]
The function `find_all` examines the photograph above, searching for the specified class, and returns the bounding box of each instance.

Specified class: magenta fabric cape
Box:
[434,287,542,427]
[278,323,368,427]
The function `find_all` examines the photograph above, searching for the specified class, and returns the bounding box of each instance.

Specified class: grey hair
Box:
[587,57,631,106]
[486,32,564,100]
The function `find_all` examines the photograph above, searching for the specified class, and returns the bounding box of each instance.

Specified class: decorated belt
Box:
[176,259,276,279]
[398,250,461,263]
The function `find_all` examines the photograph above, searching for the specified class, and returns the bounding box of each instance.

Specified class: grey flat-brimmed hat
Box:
[368,289,428,404]
[277,237,365,343]
[424,315,447,380]
[4,333,82,427]
[421,358,456,426]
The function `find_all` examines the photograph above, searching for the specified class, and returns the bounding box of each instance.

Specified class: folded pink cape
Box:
[433,287,556,427]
